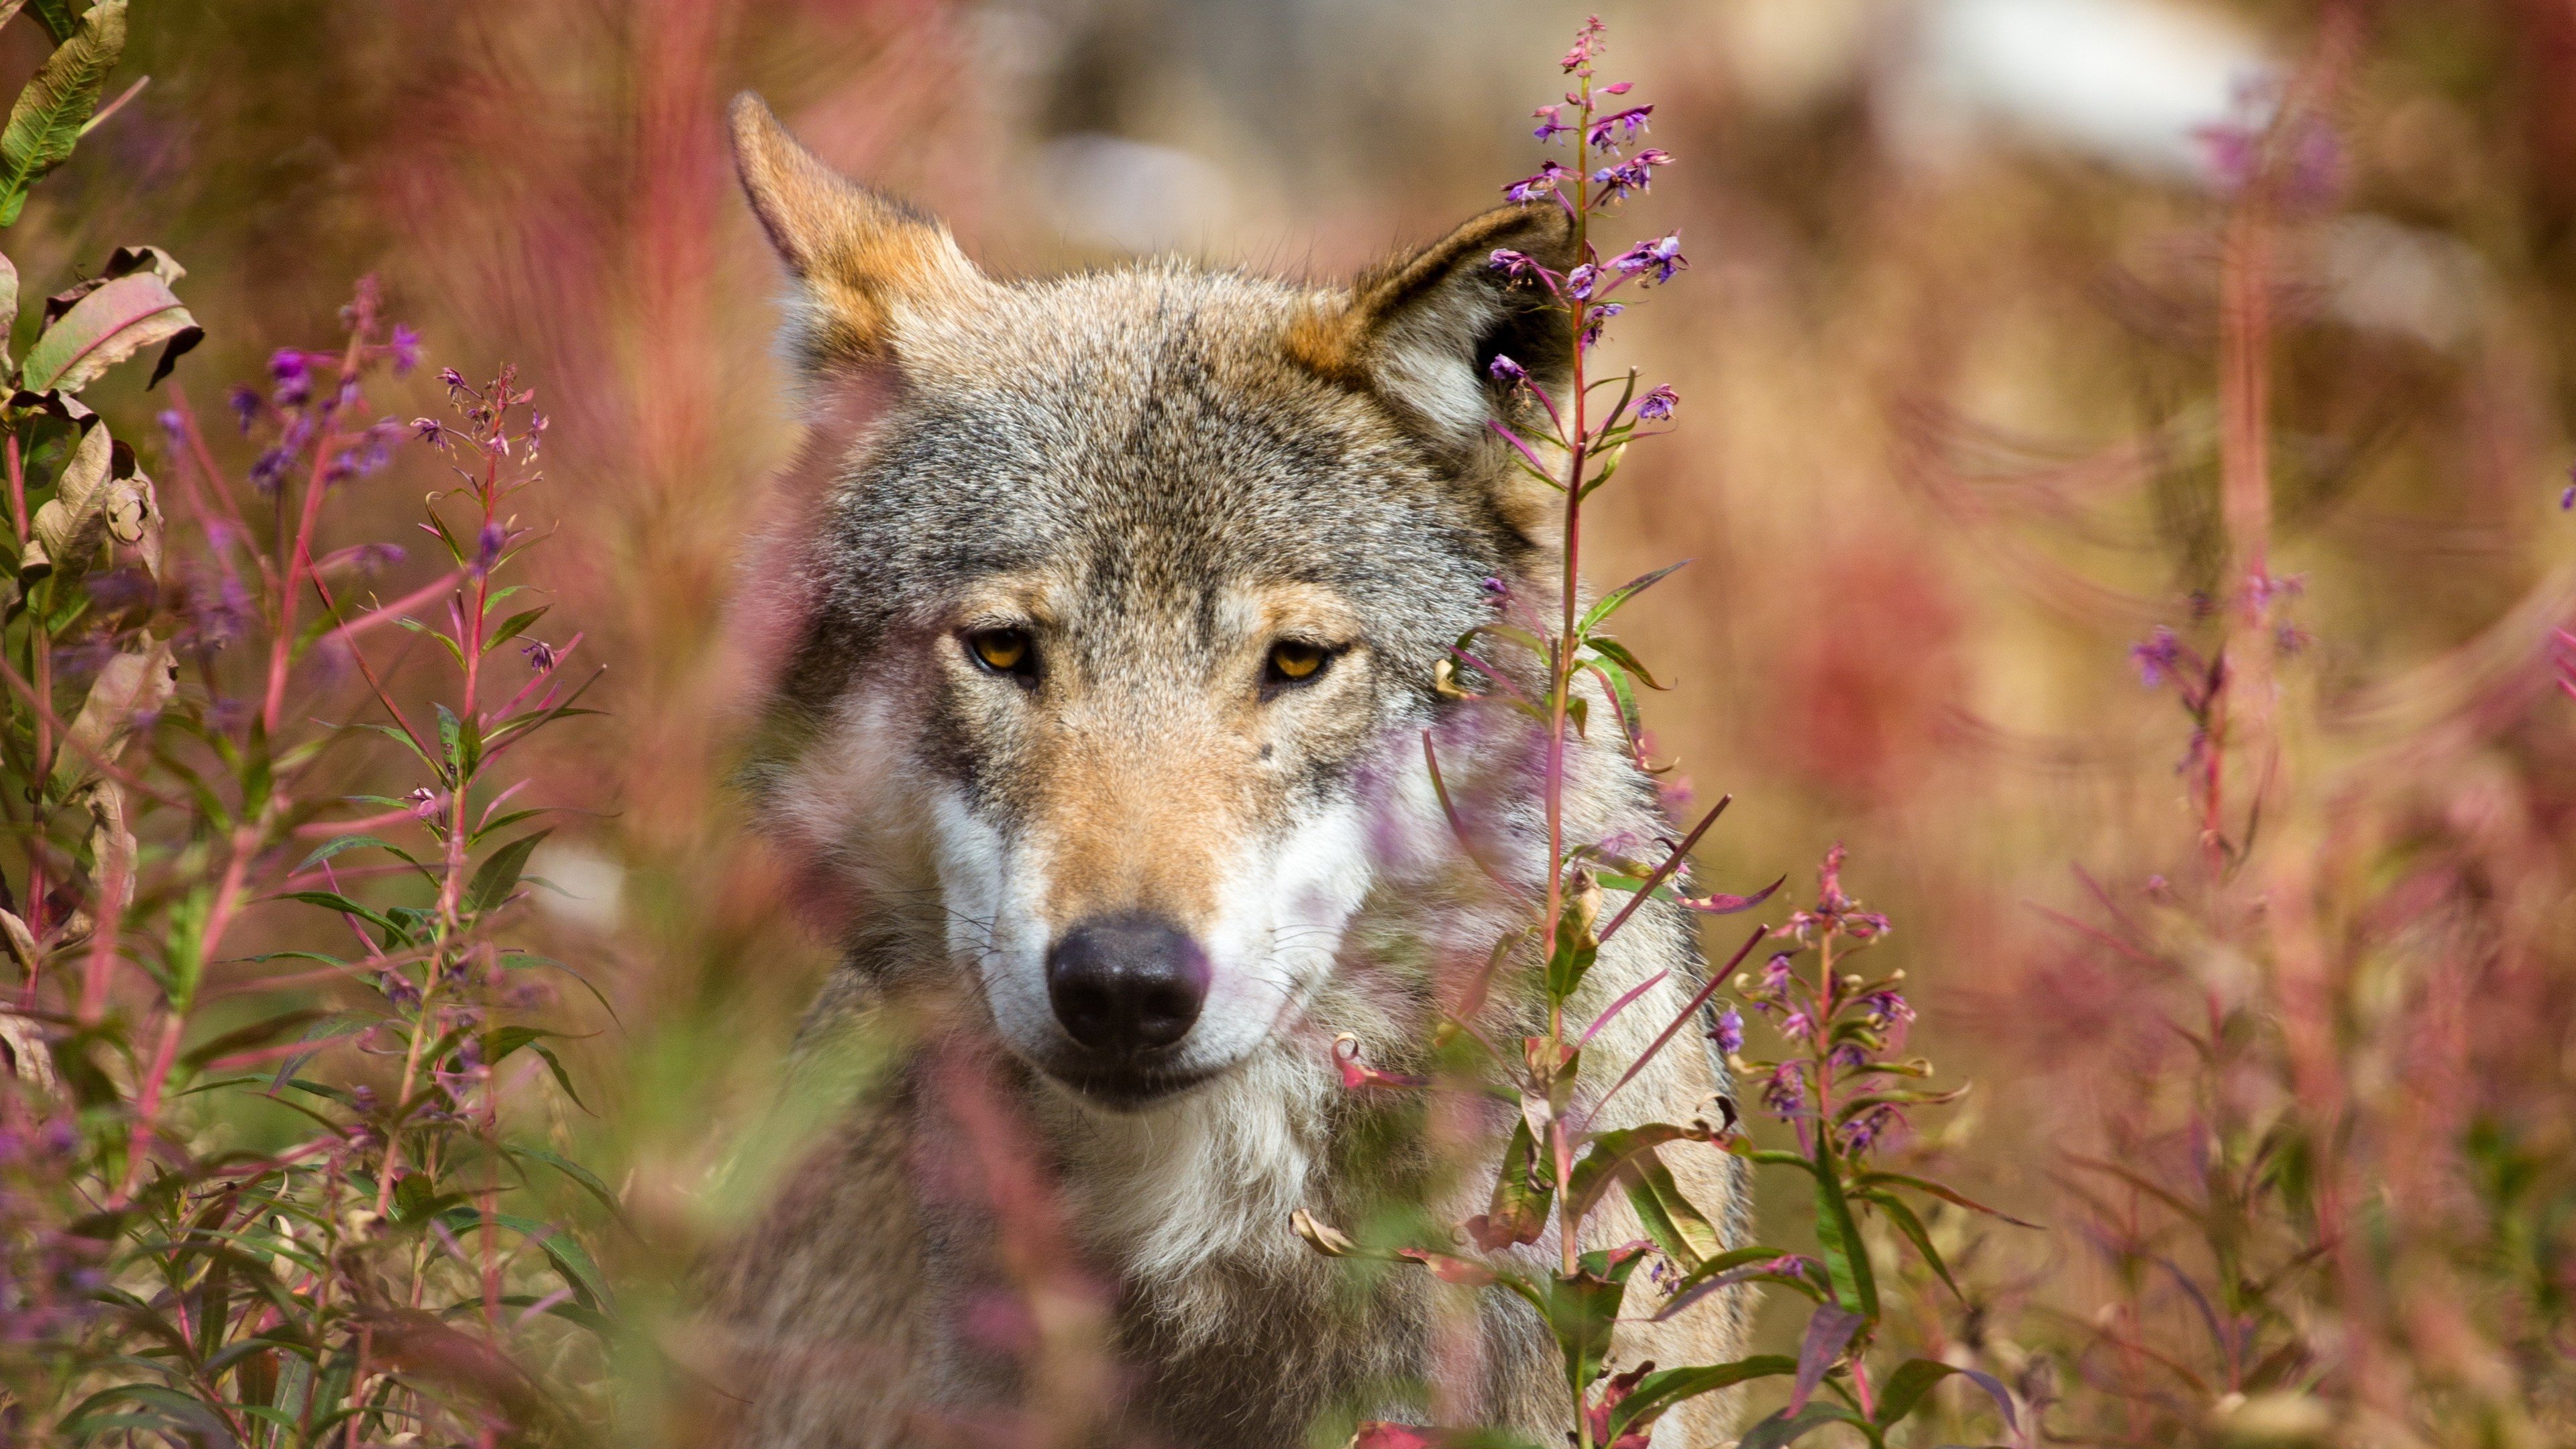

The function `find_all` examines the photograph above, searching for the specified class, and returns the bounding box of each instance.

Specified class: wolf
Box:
[699,94,1755,1448]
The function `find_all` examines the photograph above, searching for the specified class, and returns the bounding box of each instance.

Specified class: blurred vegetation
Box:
[1,0,2571,1444]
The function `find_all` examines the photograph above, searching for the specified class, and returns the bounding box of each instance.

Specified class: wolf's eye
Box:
[1266,640,1330,686]
[967,629,1035,679]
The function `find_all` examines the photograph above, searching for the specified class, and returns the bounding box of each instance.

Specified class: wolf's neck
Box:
[1036,1040,1334,1285]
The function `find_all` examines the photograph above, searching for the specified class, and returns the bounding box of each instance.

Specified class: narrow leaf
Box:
[466,828,552,914]
[1605,1356,1796,1442]
[19,266,199,392]
[0,0,125,227]
[1787,1304,1864,1414]
[1873,1358,2019,1434]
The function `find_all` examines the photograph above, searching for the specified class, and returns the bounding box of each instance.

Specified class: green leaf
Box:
[1621,1146,1723,1269]
[1812,1135,1878,1318]
[1564,1124,1715,1245]
[1872,1357,2019,1434]
[178,1007,334,1069]
[275,891,400,936]
[1576,558,1690,635]
[435,702,464,777]
[1736,1400,1877,1449]
[1856,1188,1961,1299]
[1852,1171,2041,1229]
[1583,635,1666,690]
[506,1142,621,1217]
[486,1022,587,1110]
[0,0,125,228]
[1603,1355,1796,1441]
[1464,1116,1552,1249]
[25,0,72,43]
[293,833,430,878]
[467,828,551,914]
[19,267,199,393]
[1546,1242,1652,1399]
[486,604,547,651]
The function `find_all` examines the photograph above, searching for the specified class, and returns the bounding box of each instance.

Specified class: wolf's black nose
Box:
[1046,915,1210,1055]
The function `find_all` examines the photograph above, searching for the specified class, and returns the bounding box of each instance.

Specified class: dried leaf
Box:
[74,779,133,912]
[0,248,17,372]
[0,0,125,227]
[0,907,34,974]
[19,266,199,394]
[52,636,173,793]
[20,416,107,575]
[0,1007,50,1095]
[1290,1208,1359,1257]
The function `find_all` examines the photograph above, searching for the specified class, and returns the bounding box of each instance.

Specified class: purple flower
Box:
[1564,263,1598,299]
[1636,384,1678,423]
[389,324,423,374]
[1761,1061,1806,1116]
[1839,1104,1902,1159]
[1480,576,1509,598]
[1780,1009,1815,1042]
[1578,302,1623,350]
[2561,482,2574,511]
[1532,105,1570,143]
[1591,148,1672,200]
[155,409,184,443]
[2245,569,2304,612]
[413,416,444,445]
[523,639,559,673]
[1609,232,1688,286]
[1711,1005,1744,1055]
[270,349,312,407]
[1503,161,1568,205]
[1560,16,1605,74]
[326,421,400,483]
[226,384,261,435]
[1862,989,1915,1029]
[2131,626,2185,689]
[1488,354,1527,384]
[476,521,506,570]
[1587,105,1652,148]
[1760,952,1794,994]
[1489,248,1548,284]
[405,786,440,820]
[248,446,296,494]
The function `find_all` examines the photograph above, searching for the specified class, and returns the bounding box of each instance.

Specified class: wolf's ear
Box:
[1287,203,1580,447]
[729,93,988,371]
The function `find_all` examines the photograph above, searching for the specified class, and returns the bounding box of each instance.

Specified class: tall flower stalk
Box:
[1297,20,2029,1449]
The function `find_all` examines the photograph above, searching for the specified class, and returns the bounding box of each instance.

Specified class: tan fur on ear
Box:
[729,93,989,369]
[1286,203,1579,445]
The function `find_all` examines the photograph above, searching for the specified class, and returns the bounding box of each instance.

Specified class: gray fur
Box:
[702,97,1754,1448]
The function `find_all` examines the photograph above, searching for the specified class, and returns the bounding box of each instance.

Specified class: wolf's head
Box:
[733,97,1577,1110]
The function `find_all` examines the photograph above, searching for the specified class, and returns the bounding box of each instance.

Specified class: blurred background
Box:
[28,0,2574,1440]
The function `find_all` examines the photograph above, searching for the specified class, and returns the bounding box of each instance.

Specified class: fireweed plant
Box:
[0,38,603,1434]
[0,305,604,1444]
[1295,21,2027,1449]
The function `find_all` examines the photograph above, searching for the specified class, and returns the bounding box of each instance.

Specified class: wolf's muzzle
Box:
[1045,914,1210,1058]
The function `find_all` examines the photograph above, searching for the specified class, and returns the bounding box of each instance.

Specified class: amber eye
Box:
[967,628,1034,679]
[1266,639,1330,686]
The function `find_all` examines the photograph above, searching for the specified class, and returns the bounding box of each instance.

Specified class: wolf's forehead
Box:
[834,268,1505,612]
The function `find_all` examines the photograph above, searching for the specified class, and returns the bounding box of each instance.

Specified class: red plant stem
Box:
[1550,60,1598,1299]
[113,1012,184,1200]
[6,431,25,546]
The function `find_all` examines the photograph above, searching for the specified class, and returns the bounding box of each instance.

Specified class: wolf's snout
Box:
[1045,915,1210,1056]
